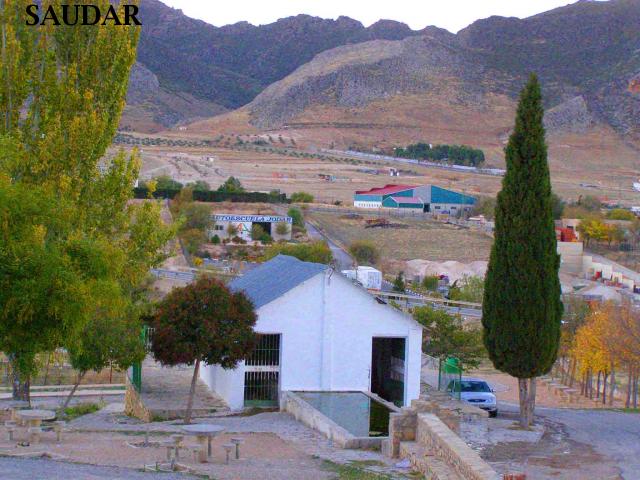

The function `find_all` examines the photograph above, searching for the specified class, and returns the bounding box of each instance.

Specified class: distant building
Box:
[342,266,383,291]
[353,184,476,214]
[209,214,292,242]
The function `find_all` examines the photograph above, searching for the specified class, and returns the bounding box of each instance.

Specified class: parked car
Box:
[447,378,498,417]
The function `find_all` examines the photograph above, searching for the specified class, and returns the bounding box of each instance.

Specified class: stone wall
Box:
[416,413,500,480]
[383,408,417,458]
[124,381,152,423]
[384,392,498,479]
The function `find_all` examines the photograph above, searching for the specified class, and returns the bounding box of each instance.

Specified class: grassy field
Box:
[308,211,493,267]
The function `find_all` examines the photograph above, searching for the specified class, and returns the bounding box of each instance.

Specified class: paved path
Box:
[304,218,353,270]
[140,358,228,416]
[499,403,640,479]
[0,457,195,480]
[538,407,640,479]
[70,408,402,471]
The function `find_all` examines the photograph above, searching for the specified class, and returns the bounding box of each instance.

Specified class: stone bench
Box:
[222,444,234,464]
[27,427,42,445]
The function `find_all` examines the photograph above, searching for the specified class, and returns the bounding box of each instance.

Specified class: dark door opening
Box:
[371,337,406,407]
[253,221,272,237]
[244,334,280,407]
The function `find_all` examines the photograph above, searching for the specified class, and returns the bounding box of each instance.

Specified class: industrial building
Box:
[353,184,476,215]
[200,255,423,410]
[209,214,293,242]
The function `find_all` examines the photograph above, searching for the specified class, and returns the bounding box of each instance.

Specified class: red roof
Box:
[355,184,417,196]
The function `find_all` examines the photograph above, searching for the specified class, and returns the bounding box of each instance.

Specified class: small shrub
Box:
[422,275,440,291]
[287,207,305,228]
[291,191,314,203]
[349,240,380,265]
[226,223,239,237]
[275,222,290,236]
[232,235,247,244]
[606,208,636,221]
[393,272,406,293]
[211,234,221,244]
[251,224,266,241]
[63,402,102,420]
[259,233,274,244]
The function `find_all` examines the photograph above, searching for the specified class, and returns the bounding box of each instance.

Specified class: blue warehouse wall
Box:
[430,186,476,205]
[383,189,414,199]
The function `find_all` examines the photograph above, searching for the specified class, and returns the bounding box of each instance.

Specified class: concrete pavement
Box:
[0,457,196,480]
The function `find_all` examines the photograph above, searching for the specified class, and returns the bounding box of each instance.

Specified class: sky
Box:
[159,0,582,33]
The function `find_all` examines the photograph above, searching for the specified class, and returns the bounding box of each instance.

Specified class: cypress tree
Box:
[481,74,563,427]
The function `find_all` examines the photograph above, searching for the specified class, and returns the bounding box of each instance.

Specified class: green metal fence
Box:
[438,357,463,400]
[128,326,153,393]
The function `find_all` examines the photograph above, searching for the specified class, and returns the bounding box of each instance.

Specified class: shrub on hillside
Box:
[606,208,636,221]
[349,240,380,265]
[291,191,314,203]
[263,240,333,264]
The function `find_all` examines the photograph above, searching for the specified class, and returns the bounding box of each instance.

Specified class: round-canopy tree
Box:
[482,74,562,427]
[150,277,258,423]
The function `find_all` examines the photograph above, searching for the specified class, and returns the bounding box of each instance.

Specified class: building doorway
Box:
[371,337,406,406]
[253,221,272,237]
[244,334,281,407]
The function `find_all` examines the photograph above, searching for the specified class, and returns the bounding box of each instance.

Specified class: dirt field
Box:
[308,211,493,267]
[171,90,640,206]
[119,135,640,206]
[130,143,500,204]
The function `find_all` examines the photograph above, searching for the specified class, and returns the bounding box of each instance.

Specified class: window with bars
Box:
[244,334,281,407]
[245,334,280,367]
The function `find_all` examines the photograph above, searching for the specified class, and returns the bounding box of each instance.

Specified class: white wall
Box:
[431,203,473,215]
[202,270,423,409]
[324,274,422,404]
[354,201,382,209]
[200,362,245,409]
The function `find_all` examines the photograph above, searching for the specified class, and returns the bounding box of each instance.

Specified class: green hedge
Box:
[133,188,289,203]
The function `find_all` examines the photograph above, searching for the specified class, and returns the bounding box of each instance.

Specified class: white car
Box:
[447,378,498,417]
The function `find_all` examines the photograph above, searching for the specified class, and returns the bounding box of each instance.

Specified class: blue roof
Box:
[228,255,328,308]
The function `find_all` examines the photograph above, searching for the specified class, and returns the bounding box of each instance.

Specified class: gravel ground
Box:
[539,407,640,479]
[0,457,196,480]
[487,403,640,479]
[70,407,399,468]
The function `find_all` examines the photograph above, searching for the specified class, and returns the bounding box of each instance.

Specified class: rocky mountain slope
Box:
[123,0,426,130]
[240,0,639,139]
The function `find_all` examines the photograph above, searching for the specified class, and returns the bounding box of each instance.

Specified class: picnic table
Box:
[181,424,225,460]
[16,409,55,428]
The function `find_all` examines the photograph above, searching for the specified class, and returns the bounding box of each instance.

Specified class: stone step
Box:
[399,441,463,480]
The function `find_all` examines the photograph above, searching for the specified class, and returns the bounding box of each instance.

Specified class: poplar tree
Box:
[0,1,174,400]
[482,74,562,427]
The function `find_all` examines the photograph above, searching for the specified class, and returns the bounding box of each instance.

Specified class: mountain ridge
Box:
[124,0,640,142]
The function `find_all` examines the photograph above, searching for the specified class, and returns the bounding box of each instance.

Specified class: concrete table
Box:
[16,410,55,428]
[181,424,225,460]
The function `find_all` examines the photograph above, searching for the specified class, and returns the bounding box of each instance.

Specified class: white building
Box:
[342,266,383,291]
[200,255,423,410]
[208,214,293,242]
